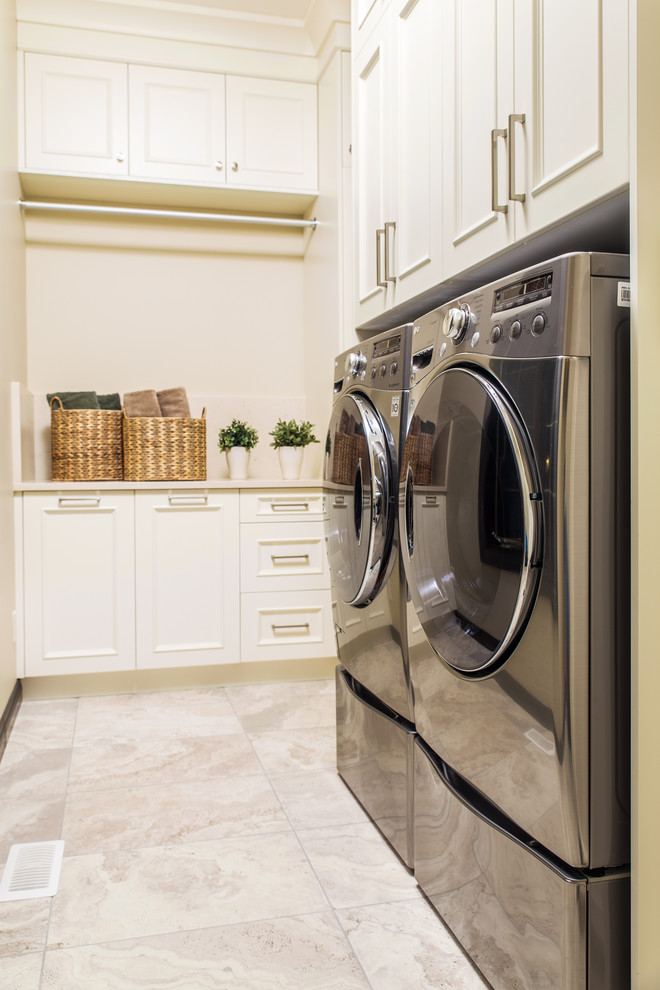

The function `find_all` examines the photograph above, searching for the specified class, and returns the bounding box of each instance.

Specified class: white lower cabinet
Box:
[239,489,334,663]
[135,491,240,668]
[23,492,136,677]
[19,486,334,679]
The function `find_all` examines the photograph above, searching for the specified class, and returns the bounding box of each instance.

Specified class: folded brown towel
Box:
[124,390,161,417]
[157,386,191,418]
[47,391,100,409]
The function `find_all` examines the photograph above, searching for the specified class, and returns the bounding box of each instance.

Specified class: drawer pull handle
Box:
[271,554,310,563]
[271,622,310,633]
[168,496,208,505]
[270,502,310,512]
[58,497,101,507]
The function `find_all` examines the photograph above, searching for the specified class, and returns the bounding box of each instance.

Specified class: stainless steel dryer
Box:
[325,325,414,867]
[400,254,630,990]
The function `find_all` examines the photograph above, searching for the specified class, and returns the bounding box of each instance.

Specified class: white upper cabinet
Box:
[22,53,318,195]
[24,53,128,176]
[128,65,226,184]
[225,76,318,191]
[353,0,442,326]
[442,0,629,278]
[512,0,629,238]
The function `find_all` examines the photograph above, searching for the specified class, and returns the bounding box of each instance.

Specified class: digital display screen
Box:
[373,334,401,358]
[494,271,552,312]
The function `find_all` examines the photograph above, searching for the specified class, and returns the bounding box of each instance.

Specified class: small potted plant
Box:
[217,419,259,479]
[269,418,318,479]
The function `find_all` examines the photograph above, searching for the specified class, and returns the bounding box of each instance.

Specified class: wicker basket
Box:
[122,408,207,481]
[50,396,123,482]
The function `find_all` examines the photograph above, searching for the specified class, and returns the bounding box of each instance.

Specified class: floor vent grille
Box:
[0,841,65,901]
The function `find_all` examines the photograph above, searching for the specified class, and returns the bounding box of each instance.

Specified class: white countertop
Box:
[15,477,325,492]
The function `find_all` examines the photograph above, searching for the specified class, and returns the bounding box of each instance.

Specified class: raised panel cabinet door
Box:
[23,493,136,677]
[225,76,318,191]
[389,0,443,306]
[135,492,240,669]
[24,53,128,175]
[353,14,392,325]
[441,0,514,278]
[128,65,226,183]
[513,0,629,237]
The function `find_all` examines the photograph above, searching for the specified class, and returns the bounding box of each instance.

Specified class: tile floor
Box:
[0,678,489,989]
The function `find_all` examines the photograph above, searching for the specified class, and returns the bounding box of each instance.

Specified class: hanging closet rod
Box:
[19,200,318,229]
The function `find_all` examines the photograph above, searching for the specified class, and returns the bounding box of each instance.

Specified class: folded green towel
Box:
[98,393,121,410]
[47,391,100,409]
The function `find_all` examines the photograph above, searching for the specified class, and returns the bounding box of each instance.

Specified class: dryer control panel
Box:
[334,324,413,394]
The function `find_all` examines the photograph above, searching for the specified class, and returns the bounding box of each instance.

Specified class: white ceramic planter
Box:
[277,446,304,480]
[226,446,250,480]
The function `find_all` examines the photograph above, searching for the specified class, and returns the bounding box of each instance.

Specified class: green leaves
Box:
[269,419,318,448]
[217,419,259,452]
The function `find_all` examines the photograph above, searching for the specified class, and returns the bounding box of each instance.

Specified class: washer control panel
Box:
[334,324,414,394]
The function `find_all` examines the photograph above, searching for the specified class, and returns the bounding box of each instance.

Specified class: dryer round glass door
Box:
[401,366,543,674]
[324,393,395,606]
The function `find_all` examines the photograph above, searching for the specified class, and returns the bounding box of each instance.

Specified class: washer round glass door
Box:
[402,365,543,674]
[324,392,394,606]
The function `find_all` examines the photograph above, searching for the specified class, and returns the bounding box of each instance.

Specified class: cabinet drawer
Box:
[240,489,325,524]
[240,590,335,662]
[240,522,329,593]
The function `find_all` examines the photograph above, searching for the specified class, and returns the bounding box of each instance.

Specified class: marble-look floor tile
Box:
[74,689,243,744]
[0,951,43,989]
[8,698,78,750]
[0,796,65,864]
[270,769,369,829]
[0,742,71,800]
[67,733,262,791]
[41,913,370,990]
[296,823,418,908]
[0,899,50,958]
[62,774,289,855]
[48,833,329,948]
[338,899,490,990]
[226,680,335,733]
[249,725,336,774]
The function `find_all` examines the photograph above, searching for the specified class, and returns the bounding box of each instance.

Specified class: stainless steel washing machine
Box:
[400,254,631,989]
[325,325,415,867]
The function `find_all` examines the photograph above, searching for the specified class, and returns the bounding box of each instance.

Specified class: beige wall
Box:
[0,0,27,713]
[632,2,660,985]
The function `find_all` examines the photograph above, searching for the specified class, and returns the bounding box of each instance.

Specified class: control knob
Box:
[443,303,474,344]
[345,351,367,377]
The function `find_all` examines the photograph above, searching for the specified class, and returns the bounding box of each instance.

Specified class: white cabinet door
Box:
[225,76,318,191]
[512,0,629,238]
[135,491,239,669]
[240,590,334,662]
[388,0,443,306]
[441,0,514,278]
[241,521,330,594]
[128,65,226,183]
[24,53,128,175]
[353,14,392,324]
[23,493,135,676]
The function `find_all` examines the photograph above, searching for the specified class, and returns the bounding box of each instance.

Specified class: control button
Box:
[380,363,387,377]
[390,361,398,375]
[440,342,447,359]
[471,331,480,348]
[509,320,522,340]
[371,366,377,379]
[490,325,503,344]
[531,313,547,336]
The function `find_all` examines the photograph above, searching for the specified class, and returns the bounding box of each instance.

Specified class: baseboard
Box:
[0,680,22,761]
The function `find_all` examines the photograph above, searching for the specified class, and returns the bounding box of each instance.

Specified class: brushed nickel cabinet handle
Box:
[376,228,388,287]
[384,220,396,282]
[270,502,310,512]
[271,554,311,563]
[58,497,101,507]
[491,128,509,214]
[272,622,310,632]
[508,113,526,203]
[168,495,208,505]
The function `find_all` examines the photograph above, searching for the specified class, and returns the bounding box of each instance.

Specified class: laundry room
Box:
[0,1,659,989]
